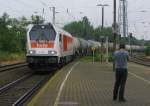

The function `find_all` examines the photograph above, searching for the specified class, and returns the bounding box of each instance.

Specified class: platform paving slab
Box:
[27,62,150,106]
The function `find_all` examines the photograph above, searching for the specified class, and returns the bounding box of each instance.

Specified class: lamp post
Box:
[96,4,109,31]
[96,4,109,62]
[49,7,60,25]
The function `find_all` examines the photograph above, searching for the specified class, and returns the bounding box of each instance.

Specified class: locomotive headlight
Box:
[51,51,55,54]
[30,51,33,54]
[29,50,35,54]
[48,51,57,55]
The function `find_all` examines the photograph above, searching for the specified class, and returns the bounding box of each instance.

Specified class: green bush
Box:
[146,42,150,56]
[0,51,25,62]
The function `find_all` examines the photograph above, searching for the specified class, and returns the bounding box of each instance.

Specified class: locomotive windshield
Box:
[29,24,56,41]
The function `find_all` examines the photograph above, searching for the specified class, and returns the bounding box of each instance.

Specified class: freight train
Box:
[26,23,145,67]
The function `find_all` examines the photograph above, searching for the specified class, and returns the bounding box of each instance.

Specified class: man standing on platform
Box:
[113,44,129,102]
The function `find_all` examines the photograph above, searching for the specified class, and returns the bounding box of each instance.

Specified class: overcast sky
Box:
[0,0,150,40]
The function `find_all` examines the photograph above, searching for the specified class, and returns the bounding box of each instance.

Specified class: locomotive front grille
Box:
[27,56,58,64]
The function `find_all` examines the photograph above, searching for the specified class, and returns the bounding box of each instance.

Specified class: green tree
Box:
[64,16,94,39]
[0,13,27,53]
[64,16,112,41]
[31,15,44,24]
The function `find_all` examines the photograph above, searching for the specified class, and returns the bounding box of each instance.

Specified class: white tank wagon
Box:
[88,40,101,50]
[138,46,146,52]
[87,41,93,49]
[108,43,145,52]
[127,45,146,52]
[72,37,81,55]
[87,41,93,55]
[78,38,89,55]
[95,41,101,49]
[131,45,141,51]
[86,40,101,55]
[26,23,74,67]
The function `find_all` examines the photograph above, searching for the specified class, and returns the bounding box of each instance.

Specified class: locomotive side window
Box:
[29,25,56,41]
[59,34,62,42]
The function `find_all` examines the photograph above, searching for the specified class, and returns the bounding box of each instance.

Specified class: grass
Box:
[0,50,113,64]
[78,52,113,62]
[78,56,94,62]
[0,51,25,64]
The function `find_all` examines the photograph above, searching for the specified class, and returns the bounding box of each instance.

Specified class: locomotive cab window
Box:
[29,24,56,41]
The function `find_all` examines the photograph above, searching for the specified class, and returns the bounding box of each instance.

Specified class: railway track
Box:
[131,55,150,67]
[0,62,57,106]
[0,72,52,106]
[0,62,31,89]
[12,74,50,106]
[0,62,28,73]
[0,57,75,106]
[0,74,32,95]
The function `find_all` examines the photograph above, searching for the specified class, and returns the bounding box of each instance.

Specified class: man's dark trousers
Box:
[113,68,128,100]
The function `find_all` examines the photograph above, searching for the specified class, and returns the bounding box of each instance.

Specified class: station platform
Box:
[28,61,150,106]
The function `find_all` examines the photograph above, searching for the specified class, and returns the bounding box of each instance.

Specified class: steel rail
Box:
[0,62,25,68]
[0,74,32,95]
[12,76,49,106]
[0,63,28,72]
[130,56,150,67]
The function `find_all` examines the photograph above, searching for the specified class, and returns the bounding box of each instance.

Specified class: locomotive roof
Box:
[28,23,73,37]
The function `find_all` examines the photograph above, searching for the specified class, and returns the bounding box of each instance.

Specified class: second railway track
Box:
[0,62,28,73]
[131,55,150,66]
[0,62,58,106]
[0,72,53,106]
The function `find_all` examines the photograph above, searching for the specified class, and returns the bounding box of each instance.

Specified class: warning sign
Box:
[92,47,96,51]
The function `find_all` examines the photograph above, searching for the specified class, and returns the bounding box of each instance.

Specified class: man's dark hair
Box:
[119,44,125,49]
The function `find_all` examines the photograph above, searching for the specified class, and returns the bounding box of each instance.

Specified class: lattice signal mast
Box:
[118,0,128,37]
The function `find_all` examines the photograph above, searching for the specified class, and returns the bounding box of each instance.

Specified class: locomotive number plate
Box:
[37,51,48,54]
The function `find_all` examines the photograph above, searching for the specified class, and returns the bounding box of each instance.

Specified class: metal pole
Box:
[113,0,117,72]
[101,6,104,63]
[106,36,109,63]
[96,4,109,62]
[49,7,56,24]
[52,7,55,25]
[102,6,104,30]
[123,0,126,37]
[113,0,117,51]
[42,8,44,19]
[93,50,95,63]
[129,34,131,55]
